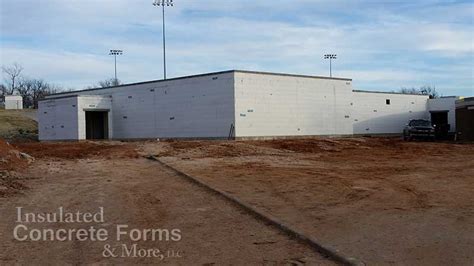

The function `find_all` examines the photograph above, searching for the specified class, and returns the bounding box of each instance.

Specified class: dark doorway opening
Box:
[456,107,474,141]
[86,111,108,140]
[430,111,449,139]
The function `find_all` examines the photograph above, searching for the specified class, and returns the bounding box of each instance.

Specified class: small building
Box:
[455,97,474,141]
[38,70,466,141]
[2,95,23,110]
[427,96,461,138]
[352,90,429,135]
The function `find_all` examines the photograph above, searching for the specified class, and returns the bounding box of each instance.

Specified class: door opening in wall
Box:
[86,111,109,140]
[430,111,449,138]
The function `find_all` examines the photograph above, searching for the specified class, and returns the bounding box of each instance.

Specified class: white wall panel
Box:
[353,91,429,134]
[38,97,79,140]
[234,72,353,137]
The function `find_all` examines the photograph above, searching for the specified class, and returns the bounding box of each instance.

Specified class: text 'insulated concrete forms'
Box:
[39,70,437,141]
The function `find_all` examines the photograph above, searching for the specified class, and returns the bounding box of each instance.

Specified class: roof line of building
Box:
[353,89,431,96]
[233,70,352,81]
[46,70,352,97]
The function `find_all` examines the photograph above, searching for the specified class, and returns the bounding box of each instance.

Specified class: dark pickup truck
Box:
[403,119,435,141]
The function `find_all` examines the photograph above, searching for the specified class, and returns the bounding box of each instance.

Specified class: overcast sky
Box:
[1,0,473,96]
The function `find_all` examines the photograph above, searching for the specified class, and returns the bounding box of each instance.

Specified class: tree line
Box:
[398,86,440,99]
[1,63,122,109]
[1,63,62,109]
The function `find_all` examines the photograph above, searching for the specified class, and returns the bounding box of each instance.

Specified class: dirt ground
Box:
[1,138,473,265]
[141,138,474,265]
[0,140,332,265]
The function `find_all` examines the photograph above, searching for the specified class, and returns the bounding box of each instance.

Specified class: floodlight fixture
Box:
[324,54,337,77]
[109,49,123,82]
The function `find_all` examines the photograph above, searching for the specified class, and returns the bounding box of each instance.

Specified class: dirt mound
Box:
[0,139,34,197]
[158,141,271,158]
[14,141,140,160]
[248,138,361,153]
[0,139,31,171]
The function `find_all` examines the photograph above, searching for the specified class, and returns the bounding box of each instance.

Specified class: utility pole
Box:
[109,49,123,84]
[324,54,337,78]
[153,0,174,80]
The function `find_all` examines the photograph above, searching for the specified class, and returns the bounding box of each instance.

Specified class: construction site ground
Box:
[1,137,473,265]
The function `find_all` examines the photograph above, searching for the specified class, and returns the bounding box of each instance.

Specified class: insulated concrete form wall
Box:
[39,96,112,141]
[42,72,235,140]
[352,91,429,134]
[234,72,353,137]
[428,97,458,132]
[39,97,80,140]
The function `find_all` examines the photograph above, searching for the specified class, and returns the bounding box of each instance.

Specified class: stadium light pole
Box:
[324,54,337,77]
[153,0,174,80]
[109,49,123,83]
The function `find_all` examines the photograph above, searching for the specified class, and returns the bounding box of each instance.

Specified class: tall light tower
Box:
[153,0,174,80]
[109,49,123,83]
[324,54,337,77]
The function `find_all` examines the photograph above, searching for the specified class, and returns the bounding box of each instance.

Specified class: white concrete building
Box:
[352,91,430,134]
[428,96,460,133]
[2,95,23,110]
[38,70,457,141]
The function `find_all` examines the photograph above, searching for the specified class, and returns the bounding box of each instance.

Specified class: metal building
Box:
[38,70,461,141]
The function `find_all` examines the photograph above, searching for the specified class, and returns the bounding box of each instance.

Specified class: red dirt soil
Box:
[0,139,31,197]
[147,137,474,265]
[13,141,140,160]
[0,140,28,171]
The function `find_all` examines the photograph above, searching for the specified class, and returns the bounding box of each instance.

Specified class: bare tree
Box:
[16,78,58,108]
[86,78,121,89]
[2,63,24,95]
[420,86,439,99]
[98,78,121,88]
[399,85,440,99]
[17,78,34,107]
[31,79,53,108]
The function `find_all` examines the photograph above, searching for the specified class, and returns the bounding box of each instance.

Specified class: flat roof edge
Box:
[46,70,352,98]
[39,94,111,102]
[234,70,352,81]
[353,90,431,96]
[46,70,236,98]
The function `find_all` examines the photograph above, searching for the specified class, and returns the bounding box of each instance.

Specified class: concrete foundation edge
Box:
[146,155,365,266]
